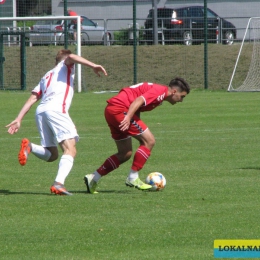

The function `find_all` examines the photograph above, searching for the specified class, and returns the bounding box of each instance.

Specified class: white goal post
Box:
[0,16,82,92]
[228,17,260,92]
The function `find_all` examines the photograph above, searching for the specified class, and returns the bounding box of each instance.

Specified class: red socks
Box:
[96,146,151,176]
[96,155,120,176]
[131,146,151,171]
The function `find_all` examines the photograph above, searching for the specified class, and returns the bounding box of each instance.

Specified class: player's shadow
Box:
[239,167,260,170]
[0,189,135,195]
[96,190,134,194]
[0,190,51,196]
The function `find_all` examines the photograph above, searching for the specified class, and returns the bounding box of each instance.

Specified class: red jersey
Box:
[107,82,168,112]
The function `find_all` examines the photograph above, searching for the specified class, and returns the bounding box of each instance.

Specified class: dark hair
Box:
[169,77,190,94]
[55,49,72,65]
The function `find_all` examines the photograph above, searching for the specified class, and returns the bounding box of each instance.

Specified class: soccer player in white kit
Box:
[6,49,107,195]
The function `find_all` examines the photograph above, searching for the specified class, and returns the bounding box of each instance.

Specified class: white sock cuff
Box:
[61,154,74,163]
[130,169,138,174]
[93,171,102,182]
[128,169,139,181]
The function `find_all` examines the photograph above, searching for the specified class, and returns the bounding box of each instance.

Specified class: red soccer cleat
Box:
[18,138,31,166]
[50,182,73,196]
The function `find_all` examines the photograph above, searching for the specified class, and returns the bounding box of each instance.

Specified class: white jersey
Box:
[32,60,75,114]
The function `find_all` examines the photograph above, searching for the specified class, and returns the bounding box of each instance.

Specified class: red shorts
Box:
[105,104,148,140]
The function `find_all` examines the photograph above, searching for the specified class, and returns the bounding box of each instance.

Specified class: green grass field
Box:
[1,90,260,260]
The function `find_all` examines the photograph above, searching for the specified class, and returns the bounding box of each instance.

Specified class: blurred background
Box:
[0,0,258,91]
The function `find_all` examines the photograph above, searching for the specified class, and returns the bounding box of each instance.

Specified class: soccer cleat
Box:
[125,177,152,190]
[84,174,98,194]
[50,182,72,196]
[18,138,31,166]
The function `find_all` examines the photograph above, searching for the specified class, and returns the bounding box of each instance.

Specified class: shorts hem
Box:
[112,128,148,141]
[132,127,148,137]
[57,135,79,144]
[113,136,131,141]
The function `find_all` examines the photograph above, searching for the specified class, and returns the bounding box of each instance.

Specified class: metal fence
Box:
[0,16,255,47]
[0,15,254,92]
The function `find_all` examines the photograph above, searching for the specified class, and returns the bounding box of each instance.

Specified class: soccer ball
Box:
[145,172,166,191]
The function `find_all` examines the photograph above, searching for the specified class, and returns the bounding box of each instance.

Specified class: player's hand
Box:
[119,115,131,131]
[5,120,21,135]
[92,65,108,77]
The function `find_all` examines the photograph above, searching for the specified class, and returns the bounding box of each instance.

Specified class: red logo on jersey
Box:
[44,72,53,93]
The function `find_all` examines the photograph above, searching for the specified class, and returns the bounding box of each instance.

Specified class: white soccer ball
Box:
[145,172,166,191]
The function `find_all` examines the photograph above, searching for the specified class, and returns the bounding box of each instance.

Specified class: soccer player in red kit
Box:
[84,77,190,193]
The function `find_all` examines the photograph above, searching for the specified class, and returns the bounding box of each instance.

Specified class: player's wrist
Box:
[15,118,22,124]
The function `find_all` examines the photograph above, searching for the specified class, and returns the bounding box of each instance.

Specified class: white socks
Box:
[30,144,74,185]
[93,171,102,182]
[55,155,74,184]
[128,169,139,181]
[31,143,51,161]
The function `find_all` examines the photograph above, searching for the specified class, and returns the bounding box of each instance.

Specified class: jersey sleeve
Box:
[141,84,168,106]
[31,81,42,99]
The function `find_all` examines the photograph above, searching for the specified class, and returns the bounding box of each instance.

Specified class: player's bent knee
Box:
[125,150,132,161]
[65,147,77,158]
[149,137,156,146]
[46,147,59,162]
[48,153,59,162]
[146,136,155,150]
[71,149,77,158]
[117,150,132,163]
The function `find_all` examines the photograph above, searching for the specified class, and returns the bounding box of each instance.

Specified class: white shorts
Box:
[35,110,79,147]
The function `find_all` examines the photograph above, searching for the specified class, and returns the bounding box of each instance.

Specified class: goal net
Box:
[0,16,82,92]
[228,17,260,92]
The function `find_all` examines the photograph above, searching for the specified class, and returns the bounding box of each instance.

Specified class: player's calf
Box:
[116,150,132,163]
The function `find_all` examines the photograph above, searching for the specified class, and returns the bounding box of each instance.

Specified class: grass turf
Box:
[0,90,260,259]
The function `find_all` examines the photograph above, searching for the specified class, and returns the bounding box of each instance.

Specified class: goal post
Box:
[228,17,260,92]
[0,16,82,92]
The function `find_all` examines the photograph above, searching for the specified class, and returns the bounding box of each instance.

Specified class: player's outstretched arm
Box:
[5,93,38,135]
[65,54,107,77]
[119,96,144,131]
